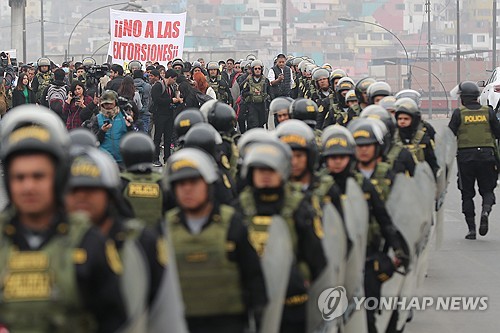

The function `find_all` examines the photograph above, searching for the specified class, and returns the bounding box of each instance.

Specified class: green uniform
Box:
[121,171,164,226]
[167,205,245,317]
[0,210,95,332]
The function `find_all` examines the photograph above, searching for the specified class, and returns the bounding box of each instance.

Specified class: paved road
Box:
[405,118,500,332]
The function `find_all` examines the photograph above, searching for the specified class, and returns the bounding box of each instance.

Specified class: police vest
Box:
[0,211,96,332]
[385,143,413,170]
[269,66,292,98]
[245,77,267,103]
[311,174,335,202]
[457,106,496,149]
[305,80,317,99]
[221,135,239,181]
[350,104,362,116]
[35,72,54,102]
[395,125,427,162]
[208,76,230,104]
[121,171,163,226]
[167,205,245,317]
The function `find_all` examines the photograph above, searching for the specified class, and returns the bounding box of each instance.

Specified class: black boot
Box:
[479,205,491,236]
[465,217,476,240]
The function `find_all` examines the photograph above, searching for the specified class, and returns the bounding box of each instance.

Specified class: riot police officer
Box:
[238,140,327,333]
[119,132,165,226]
[276,119,343,215]
[394,98,439,177]
[355,77,376,111]
[205,101,240,180]
[0,106,127,332]
[449,81,500,239]
[322,77,356,128]
[206,61,233,105]
[173,108,206,149]
[183,123,237,204]
[165,148,267,333]
[311,68,333,129]
[322,124,407,333]
[360,105,416,176]
[65,146,165,329]
[395,89,436,140]
[32,57,54,104]
[367,81,392,105]
[241,60,270,129]
[268,96,293,129]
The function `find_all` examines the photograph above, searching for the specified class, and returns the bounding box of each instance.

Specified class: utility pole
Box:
[457,0,461,84]
[282,0,287,54]
[494,0,497,69]
[41,0,45,57]
[427,0,433,119]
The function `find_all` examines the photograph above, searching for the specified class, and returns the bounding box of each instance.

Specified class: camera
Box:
[117,96,133,112]
[87,65,108,79]
[0,52,8,68]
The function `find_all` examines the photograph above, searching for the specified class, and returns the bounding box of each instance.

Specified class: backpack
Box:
[46,84,67,116]
[195,90,213,106]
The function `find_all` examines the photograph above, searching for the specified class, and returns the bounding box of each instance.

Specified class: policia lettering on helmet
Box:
[241,60,271,129]
[394,98,440,178]
[119,132,166,227]
[65,147,166,326]
[0,106,127,332]
[276,119,344,216]
[237,141,327,333]
[165,148,268,333]
[321,124,408,333]
[448,81,500,239]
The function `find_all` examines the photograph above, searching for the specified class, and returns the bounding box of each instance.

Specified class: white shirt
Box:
[267,67,294,89]
[206,86,216,99]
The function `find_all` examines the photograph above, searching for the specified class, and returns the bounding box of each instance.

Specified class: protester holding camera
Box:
[12,73,35,108]
[91,90,134,167]
[63,81,93,130]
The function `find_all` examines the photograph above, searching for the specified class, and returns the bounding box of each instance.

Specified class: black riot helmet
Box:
[347,118,388,159]
[120,132,156,171]
[276,119,318,172]
[321,125,357,157]
[0,105,70,203]
[458,81,481,98]
[355,77,376,104]
[174,108,206,140]
[360,104,397,139]
[206,102,237,135]
[289,98,319,129]
[183,123,223,158]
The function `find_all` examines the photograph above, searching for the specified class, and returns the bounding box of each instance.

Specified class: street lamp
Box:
[385,61,451,117]
[67,1,142,61]
[339,17,412,89]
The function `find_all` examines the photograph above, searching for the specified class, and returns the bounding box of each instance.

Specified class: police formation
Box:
[0,51,498,333]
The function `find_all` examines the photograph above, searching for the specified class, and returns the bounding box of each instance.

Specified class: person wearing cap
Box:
[0,106,127,332]
[90,90,134,166]
[449,81,500,239]
[237,140,327,333]
[165,148,267,333]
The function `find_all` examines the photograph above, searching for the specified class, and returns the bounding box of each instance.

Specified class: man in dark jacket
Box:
[105,64,125,92]
[151,69,181,166]
[133,70,152,133]
[41,68,68,119]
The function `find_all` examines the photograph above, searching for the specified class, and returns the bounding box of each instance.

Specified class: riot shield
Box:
[434,126,457,248]
[307,203,348,333]
[148,232,189,333]
[414,163,438,288]
[342,178,369,333]
[260,215,294,333]
[119,239,149,333]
